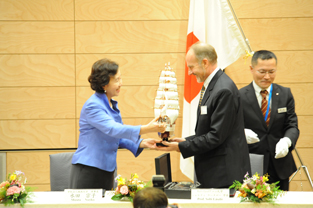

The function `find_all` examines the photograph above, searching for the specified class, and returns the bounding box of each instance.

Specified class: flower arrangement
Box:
[0,171,32,208]
[111,173,149,202]
[229,172,285,204]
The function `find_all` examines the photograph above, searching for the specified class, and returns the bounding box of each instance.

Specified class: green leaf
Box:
[145,180,152,187]
[111,193,123,201]
[229,180,242,190]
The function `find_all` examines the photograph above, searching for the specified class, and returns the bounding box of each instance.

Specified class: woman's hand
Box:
[140,116,166,135]
[139,138,160,149]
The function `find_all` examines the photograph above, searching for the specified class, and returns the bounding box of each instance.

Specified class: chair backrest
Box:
[249,153,264,175]
[49,152,74,191]
[0,153,6,182]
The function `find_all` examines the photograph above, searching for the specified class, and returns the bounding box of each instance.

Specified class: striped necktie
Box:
[260,90,270,126]
[199,86,205,106]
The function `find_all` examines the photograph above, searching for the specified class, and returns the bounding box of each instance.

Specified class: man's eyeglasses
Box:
[256,70,276,75]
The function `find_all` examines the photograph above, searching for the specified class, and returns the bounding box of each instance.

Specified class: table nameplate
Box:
[64,189,102,202]
[191,189,229,201]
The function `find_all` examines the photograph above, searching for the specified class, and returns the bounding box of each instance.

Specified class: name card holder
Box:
[64,189,103,202]
[104,190,115,199]
[191,189,229,201]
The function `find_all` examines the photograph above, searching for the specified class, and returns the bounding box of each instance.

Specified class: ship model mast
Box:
[154,62,180,141]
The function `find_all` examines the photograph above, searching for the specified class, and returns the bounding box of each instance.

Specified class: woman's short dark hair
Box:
[88,58,119,93]
[133,187,168,208]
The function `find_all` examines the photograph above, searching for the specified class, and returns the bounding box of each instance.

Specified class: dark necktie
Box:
[199,86,205,106]
[260,90,270,126]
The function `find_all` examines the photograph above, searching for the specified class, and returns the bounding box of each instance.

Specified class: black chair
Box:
[49,152,118,191]
[49,152,74,191]
[249,153,264,175]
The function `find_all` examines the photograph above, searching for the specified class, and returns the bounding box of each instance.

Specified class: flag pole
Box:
[289,148,313,191]
[226,0,253,53]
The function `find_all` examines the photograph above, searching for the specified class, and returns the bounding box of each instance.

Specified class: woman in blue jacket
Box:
[70,58,165,190]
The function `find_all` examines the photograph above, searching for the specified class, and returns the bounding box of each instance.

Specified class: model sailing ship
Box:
[154,62,180,143]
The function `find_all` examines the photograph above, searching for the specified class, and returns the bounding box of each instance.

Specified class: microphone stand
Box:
[289,148,313,190]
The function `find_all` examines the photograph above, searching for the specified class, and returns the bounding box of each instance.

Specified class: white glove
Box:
[244,129,260,144]
[275,137,292,159]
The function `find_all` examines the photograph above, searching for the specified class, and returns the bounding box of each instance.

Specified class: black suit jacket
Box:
[179,70,251,188]
[239,83,299,180]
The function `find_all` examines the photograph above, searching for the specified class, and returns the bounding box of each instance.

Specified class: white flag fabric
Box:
[181,0,250,181]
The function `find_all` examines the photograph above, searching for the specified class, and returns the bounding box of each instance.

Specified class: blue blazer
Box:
[72,92,143,172]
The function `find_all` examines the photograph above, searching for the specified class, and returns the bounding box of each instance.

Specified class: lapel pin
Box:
[276,93,279,95]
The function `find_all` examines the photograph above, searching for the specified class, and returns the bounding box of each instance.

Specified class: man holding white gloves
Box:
[240,50,299,191]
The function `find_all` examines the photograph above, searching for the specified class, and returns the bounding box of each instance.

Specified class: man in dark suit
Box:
[240,50,299,191]
[157,42,251,188]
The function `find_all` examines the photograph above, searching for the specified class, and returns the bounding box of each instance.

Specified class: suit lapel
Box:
[196,69,223,130]
[245,83,268,129]
[203,70,223,104]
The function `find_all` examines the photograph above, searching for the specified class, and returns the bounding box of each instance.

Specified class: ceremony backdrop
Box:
[0,0,312,191]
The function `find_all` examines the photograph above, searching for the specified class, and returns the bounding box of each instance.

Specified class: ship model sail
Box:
[154,62,180,142]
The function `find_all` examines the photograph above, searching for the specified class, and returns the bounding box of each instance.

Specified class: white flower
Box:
[114,175,121,182]
[137,184,145,189]
[20,185,26,193]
